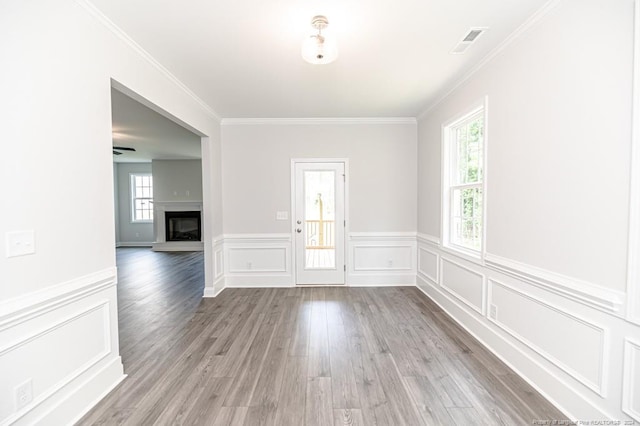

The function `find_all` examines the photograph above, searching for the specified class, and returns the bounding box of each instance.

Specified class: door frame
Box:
[290,158,350,286]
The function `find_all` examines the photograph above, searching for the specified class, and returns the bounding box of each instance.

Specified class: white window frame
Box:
[441,97,488,261]
[130,173,154,223]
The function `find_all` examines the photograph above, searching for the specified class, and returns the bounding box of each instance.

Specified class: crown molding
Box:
[417,0,561,121]
[220,117,417,126]
[75,0,221,122]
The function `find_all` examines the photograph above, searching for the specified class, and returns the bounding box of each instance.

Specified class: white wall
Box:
[114,162,154,246]
[417,0,638,421]
[152,159,203,202]
[0,0,222,424]
[221,121,417,234]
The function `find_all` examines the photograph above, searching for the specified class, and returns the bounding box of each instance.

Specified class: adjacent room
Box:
[1,0,639,425]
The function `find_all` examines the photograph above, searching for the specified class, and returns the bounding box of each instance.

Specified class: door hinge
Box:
[344,220,346,227]
[343,174,345,182]
[344,265,346,272]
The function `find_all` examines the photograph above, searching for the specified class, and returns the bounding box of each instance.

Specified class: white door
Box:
[293,161,345,285]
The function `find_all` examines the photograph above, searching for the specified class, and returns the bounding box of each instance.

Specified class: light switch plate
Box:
[6,230,35,258]
[276,211,289,220]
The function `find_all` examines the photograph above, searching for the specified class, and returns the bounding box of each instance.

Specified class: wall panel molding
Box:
[222,234,293,287]
[417,246,439,284]
[440,257,485,314]
[348,233,416,286]
[489,279,608,397]
[0,268,117,332]
[485,253,625,316]
[0,271,124,425]
[623,338,640,422]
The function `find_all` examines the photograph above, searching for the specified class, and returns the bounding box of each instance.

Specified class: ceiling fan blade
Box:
[113,146,136,152]
[113,150,122,155]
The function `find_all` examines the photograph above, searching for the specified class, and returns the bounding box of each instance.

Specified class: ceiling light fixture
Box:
[302,15,338,65]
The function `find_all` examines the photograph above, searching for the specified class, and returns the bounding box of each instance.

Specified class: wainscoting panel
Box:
[348,233,416,286]
[440,257,485,314]
[0,269,124,425]
[623,338,640,422]
[223,234,293,287]
[490,280,607,396]
[418,247,439,284]
[228,247,287,273]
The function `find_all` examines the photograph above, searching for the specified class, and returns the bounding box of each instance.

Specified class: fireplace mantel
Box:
[152,201,204,252]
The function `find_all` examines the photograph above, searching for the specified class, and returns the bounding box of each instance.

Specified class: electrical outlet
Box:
[246,261,252,270]
[387,260,393,267]
[15,379,33,410]
[489,304,498,320]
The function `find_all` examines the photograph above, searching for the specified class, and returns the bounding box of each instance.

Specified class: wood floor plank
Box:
[274,356,308,426]
[78,249,568,426]
[305,377,333,426]
[307,287,331,377]
[211,406,248,426]
[333,408,364,426]
[326,288,360,409]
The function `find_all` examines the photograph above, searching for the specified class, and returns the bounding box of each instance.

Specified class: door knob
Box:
[297,220,302,225]
[296,228,302,233]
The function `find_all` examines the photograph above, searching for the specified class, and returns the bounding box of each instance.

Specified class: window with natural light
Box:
[131,173,153,222]
[443,105,485,254]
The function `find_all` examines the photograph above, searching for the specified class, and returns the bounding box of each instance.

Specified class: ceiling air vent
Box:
[451,27,487,54]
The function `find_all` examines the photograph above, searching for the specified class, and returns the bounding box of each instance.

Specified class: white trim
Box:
[203,286,225,298]
[622,337,640,422]
[627,0,640,325]
[417,232,441,246]
[349,232,417,241]
[66,364,127,426]
[417,0,561,120]
[488,279,608,397]
[485,253,626,316]
[220,117,417,126]
[74,0,221,121]
[0,268,117,330]
[116,242,153,247]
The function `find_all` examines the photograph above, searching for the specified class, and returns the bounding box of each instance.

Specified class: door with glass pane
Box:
[293,161,345,285]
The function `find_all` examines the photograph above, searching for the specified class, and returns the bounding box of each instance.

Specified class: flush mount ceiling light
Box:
[302,15,338,65]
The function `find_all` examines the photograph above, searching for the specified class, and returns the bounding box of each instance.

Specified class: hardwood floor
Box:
[78,248,566,425]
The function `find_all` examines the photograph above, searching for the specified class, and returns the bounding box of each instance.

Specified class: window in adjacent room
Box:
[443,101,486,255]
[130,173,153,222]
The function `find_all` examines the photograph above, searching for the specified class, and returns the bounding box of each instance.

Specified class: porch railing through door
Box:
[305,193,335,249]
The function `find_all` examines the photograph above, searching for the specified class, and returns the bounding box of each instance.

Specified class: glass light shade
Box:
[301,34,338,65]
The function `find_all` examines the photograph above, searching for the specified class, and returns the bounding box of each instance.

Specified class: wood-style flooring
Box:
[78,248,566,425]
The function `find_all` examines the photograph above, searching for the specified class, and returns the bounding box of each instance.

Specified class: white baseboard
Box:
[152,241,204,251]
[116,242,153,248]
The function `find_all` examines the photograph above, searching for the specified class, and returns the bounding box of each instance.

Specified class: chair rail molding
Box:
[484,253,625,316]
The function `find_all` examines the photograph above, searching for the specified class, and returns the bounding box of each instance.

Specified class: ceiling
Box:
[111,88,201,163]
[92,0,549,118]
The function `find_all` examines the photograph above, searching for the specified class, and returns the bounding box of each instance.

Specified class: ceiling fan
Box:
[113,146,136,156]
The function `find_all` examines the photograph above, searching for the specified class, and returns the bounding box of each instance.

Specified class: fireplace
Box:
[165,211,201,242]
